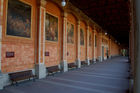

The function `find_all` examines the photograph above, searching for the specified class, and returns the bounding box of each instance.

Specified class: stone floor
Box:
[0,56,130,93]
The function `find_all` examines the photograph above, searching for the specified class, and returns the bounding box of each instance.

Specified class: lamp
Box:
[105,32,107,35]
[61,0,66,7]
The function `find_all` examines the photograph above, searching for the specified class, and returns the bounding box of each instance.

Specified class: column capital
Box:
[38,0,47,8]
[77,20,81,25]
[86,25,89,30]
[62,12,68,18]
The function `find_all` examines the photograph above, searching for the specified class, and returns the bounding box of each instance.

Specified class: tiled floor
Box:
[0,56,130,93]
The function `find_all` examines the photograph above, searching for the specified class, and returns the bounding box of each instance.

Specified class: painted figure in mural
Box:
[45,13,58,41]
[67,22,74,44]
[7,0,31,38]
[80,28,84,45]
[89,31,92,46]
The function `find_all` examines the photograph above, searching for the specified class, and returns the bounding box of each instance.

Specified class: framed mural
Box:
[67,22,74,44]
[45,13,58,41]
[7,0,32,38]
[95,35,97,47]
[80,28,84,45]
[89,31,92,46]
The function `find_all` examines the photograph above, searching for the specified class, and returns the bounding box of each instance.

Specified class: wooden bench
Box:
[81,61,88,66]
[68,63,77,69]
[47,65,60,76]
[9,70,36,86]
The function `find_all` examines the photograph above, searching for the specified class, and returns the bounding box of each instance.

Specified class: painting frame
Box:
[6,0,33,39]
[89,31,92,46]
[45,12,59,42]
[80,28,85,46]
[67,21,74,44]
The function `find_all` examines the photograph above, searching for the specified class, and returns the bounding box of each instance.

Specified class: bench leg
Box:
[33,77,36,82]
[15,82,18,86]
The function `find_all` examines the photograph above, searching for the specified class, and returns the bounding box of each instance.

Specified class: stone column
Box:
[0,0,4,90]
[86,26,90,65]
[61,12,68,72]
[134,0,140,93]
[76,20,81,68]
[35,0,46,79]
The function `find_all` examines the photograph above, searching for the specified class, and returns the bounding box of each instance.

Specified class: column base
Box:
[98,56,103,62]
[35,64,46,79]
[86,58,90,65]
[76,59,81,68]
[60,60,68,72]
[104,57,107,60]
[92,58,97,63]
[109,56,112,59]
[0,74,4,90]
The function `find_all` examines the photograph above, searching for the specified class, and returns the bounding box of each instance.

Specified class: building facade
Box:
[0,0,121,88]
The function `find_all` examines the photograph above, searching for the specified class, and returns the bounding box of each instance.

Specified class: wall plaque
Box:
[45,52,49,56]
[67,52,69,56]
[6,52,14,58]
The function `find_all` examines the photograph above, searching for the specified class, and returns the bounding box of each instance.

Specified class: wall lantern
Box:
[61,0,66,7]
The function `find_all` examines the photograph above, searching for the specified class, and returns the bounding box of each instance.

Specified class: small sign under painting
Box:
[45,52,49,56]
[6,52,14,58]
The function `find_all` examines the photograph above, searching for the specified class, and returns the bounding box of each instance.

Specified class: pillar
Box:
[76,20,81,68]
[0,0,4,90]
[134,0,140,92]
[0,0,3,73]
[61,12,68,72]
[35,0,46,79]
[86,26,90,65]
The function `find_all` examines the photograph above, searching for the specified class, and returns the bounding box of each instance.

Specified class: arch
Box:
[66,9,80,21]
[46,0,64,12]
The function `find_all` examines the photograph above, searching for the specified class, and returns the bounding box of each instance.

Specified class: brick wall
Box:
[67,13,77,63]
[111,41,120,56]
[80,21,86,61]
[1,0,37,73]
[45,1,62,67]
[1,0,121,73]
[89,26,93,60]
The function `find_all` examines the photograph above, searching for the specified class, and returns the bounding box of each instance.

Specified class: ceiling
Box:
[70,0,130,45]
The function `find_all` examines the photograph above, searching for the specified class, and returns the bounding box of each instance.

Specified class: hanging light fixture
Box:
[61,0,66,7]
[105,32,107,35]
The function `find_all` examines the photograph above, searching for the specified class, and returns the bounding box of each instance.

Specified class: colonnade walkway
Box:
[0,56,130,93]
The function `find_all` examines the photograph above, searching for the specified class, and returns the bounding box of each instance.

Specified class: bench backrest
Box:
[81,61,86,65]
[9,70,33,79]
[47,66,59,71]
[68,63,76,66]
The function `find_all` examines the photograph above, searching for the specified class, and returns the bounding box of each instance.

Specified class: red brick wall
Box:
[111,40,120,56]
[89,26,93,60]
[102,35,109,58]
[94,30,98,59]
[45,1,62,67]
[97,32,102,57]
[67,13,77,63]
[1,0,37,73]
[80,21,86,61]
